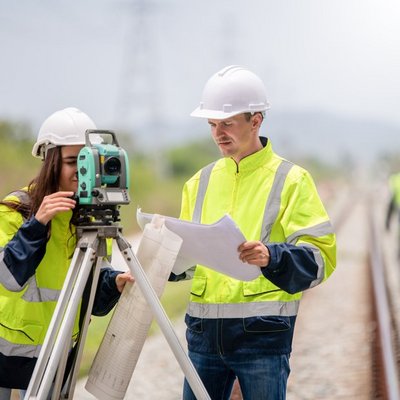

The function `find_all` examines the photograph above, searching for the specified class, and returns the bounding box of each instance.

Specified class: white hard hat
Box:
[191,65,270,120]
[32,107,102,159]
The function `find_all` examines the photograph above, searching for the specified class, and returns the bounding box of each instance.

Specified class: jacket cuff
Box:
[169,272,187,281]
[27,217,49,239]
[92,268,121,316]
[262,244,287,278]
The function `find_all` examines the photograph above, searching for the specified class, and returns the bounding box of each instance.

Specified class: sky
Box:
[1,0,399,163]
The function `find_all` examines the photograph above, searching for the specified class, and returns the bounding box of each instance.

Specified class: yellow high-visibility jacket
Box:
[180,138,336,354]
[386,172,400,229]
[0,190,121,389]
[389,173,400,208]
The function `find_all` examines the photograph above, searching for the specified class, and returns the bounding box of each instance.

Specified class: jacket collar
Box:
[223,137,273,172]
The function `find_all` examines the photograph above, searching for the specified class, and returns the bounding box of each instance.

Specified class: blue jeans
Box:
[183,350,290,400]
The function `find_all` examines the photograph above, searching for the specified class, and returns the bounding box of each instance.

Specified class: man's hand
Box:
[238,241,270,267]
[115,271,135,293]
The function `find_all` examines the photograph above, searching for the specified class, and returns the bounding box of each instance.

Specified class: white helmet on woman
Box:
[32,107,101,159]
[191,65,270,120]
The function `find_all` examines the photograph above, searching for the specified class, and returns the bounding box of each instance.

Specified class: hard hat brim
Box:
[190,107,246,120]
[190,107,269,120]
[31,135,103,159]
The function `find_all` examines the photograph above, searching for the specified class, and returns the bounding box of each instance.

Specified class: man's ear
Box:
[251,113,263,129]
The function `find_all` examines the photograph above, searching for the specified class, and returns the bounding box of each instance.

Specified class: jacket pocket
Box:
[190,276,207,297]
[0,320,44,345]
[243,315,291,333]
[243,275,280,296]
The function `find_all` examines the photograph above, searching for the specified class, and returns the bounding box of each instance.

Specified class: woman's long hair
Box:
[1,146,78,227]
[1,146,78,254]
[28,147,64,218]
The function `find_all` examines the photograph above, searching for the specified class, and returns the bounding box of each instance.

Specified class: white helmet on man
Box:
[32,107,102,159]
[190,65,270,120]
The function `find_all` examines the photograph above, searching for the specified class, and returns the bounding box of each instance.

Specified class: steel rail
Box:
[368,206,400,400]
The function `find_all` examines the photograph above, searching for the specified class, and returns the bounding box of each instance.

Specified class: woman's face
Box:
[59,145,83,192]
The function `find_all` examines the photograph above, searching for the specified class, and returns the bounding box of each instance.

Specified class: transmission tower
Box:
[115,0,164,142]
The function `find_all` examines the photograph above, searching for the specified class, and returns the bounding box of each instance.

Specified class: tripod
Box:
[24,223,211,400]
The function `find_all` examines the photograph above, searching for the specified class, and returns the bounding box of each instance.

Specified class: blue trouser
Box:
[183,315,294,399]
[183,351,290,400]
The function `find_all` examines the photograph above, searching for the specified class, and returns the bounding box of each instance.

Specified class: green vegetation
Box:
[0,121,41,195]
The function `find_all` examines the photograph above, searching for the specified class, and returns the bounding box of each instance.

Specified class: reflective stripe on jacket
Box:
[180,137,336,319]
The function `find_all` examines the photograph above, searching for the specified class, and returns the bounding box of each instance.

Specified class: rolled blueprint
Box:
[85,216,183,400]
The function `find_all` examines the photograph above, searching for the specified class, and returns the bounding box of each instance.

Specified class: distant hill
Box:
[267,111,400,167]
[132,111,399,168]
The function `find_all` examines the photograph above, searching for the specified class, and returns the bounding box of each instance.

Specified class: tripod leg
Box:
[51,338,71,400]
[25,239,88,399]
[25,232,99,400]
[116,234,211,400]
[61,256,103,399]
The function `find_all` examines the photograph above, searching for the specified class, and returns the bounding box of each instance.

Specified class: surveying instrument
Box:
[24,131,210,399]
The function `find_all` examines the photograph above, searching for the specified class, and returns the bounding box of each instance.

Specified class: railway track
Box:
[369,193,400,399]
[285,185,400,400]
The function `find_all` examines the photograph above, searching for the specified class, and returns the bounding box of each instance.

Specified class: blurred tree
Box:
[379,151,400,174]
[0,120,40,195]
[166,137,219,177]
[0,120,33,141]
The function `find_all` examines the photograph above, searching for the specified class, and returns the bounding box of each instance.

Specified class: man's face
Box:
[208,113,262,163]
[59,145,83,192]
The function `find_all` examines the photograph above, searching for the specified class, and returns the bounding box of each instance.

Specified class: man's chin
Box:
[218,143,233,155]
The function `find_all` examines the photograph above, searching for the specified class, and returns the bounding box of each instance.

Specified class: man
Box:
[386,171,400,257]
[173,65,336,399]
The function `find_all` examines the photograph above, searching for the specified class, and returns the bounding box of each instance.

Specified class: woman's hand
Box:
[115,271,135,293]
[35,191,76,225]
[238,241,270,267]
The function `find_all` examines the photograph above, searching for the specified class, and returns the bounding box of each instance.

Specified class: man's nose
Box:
[215,124,225,135]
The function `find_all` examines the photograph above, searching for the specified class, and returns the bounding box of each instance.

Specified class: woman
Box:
[0,108,133,398]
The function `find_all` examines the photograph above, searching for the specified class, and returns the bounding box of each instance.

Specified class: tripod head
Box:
[73,203,122,226]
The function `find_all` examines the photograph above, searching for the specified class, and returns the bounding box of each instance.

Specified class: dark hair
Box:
[28,147,64,218]
[1,147,78,236]
[0,147,62,218]
[244,112,264,122]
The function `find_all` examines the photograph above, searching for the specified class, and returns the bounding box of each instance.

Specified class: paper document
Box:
[85,216,182,400]
[137,209,261,282]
